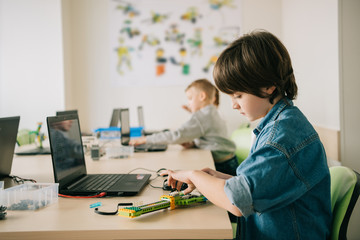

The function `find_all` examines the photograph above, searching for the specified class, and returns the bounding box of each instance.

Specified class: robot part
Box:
[118,192,207,218]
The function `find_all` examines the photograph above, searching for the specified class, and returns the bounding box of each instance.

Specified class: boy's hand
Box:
[160,169,196,195]
[129,136,146,146]
[182,105,191,113]
[180,141,195,149]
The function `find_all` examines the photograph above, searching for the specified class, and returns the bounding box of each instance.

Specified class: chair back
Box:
[330,166,360,240]
[231,124,253,164]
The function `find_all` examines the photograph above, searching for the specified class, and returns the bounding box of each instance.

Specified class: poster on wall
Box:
[109,0,242,86]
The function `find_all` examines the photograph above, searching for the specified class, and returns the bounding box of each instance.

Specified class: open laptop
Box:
[0,116,20,178]
[137,106,169,135]
[120,108,167,152]
[109,108,121,127]
[56,109,92,136]
[15,119,51,155]
[56,109,78,116]
[47,114,150,196]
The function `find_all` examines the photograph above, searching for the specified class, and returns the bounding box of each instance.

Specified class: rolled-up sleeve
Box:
[224,175,254,217]
[146,115,203,145]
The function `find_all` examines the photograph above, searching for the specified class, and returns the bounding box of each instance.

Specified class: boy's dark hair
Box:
[186,79,220,107]
[213,30,297,103]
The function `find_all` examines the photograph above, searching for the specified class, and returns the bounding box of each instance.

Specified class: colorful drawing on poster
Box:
[120,20,141,38]
[138,34,160,51]
[212,27,239,47]
[170,47,190,75]
[203,55,218,73]
[109,0,242,86]
[165,24,185,45]
[187,28,202,56]
[143,11,170,24]
[180,7,202,24]
[209,0,236,10]
[116,38,134,75]
[156,48,167,76]
[114,0,140,18]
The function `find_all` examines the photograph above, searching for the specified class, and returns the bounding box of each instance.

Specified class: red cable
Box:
[58,192,106,198]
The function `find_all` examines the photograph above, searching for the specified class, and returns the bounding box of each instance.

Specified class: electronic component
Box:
[118,191,207,218]
[0,206,7,220]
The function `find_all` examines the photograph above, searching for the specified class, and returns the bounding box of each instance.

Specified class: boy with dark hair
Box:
[162,30,331,239]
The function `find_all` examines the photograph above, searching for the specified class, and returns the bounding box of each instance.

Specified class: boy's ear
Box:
[264,86,276,95]
[199,91,207,101]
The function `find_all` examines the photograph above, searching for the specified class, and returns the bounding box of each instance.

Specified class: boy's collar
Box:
[254,98,292,135]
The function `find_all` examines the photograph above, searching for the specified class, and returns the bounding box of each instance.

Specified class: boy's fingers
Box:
[182,184,195,195]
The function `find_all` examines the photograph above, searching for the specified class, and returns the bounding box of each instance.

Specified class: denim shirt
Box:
[224,98,331,240]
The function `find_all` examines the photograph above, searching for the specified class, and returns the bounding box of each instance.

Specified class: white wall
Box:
[339,0,360,238]
[62,0,283,134]
[282,0,339,131]
[0,0,64,130]
[0,0,341,137]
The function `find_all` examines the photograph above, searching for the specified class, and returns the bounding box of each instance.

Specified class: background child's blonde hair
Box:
[186,79,219,107]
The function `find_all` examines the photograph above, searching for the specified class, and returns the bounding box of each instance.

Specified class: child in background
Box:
[130,79,238,176]
[161,30,331,239]
[181,84,219,111]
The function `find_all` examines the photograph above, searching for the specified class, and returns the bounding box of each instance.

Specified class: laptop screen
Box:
[120,108,130,145]
[47,115,86,186]
[137,106,145,128]
[109,109,121,127]
[0,116,20,177]
[56,110,78,116]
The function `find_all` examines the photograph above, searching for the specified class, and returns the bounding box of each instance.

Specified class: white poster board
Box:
[109,0,242,86]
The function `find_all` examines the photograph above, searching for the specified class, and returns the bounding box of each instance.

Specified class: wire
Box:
[94,202,133,215]
[9,175,37,184]
[126,167,163,181]
[58,192,106,198]
[126,167,168,189]
[126,167,158,174]
[149,182,164,189]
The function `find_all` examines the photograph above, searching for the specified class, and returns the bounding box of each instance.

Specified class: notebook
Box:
[120,108,167,152]
[0,116,20,177]
[109,108,121,127]
[137,106,169,135]
[47,114,151,196]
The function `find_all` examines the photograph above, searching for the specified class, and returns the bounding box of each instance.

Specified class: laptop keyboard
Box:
[135,144,167,151]
[73,174,123,191]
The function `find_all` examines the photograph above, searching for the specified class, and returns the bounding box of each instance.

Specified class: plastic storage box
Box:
[94,127,143,139]
[0,183,59,210]
[105,145,134,158]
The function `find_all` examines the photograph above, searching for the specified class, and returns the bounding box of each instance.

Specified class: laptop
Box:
[109,108,121,127]
[56,109,92,136]
[15,120,51,155]
[0,116,20,177]
[47,114,151,196]
[56,109,78,116]
[120,108,167,152]
[137,106,169,135]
